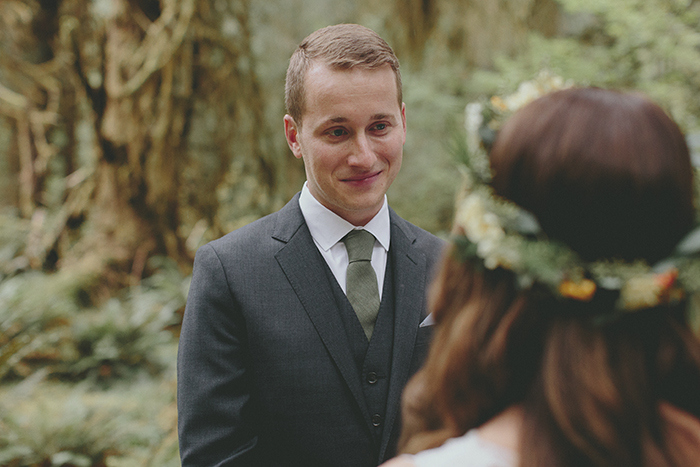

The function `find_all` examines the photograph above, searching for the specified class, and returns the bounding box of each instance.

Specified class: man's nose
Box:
[348,133,376,167]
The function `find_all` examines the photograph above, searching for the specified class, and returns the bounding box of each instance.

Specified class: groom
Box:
[177,23,445,466]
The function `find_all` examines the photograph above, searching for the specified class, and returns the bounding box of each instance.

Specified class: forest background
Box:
[1,0,700,465]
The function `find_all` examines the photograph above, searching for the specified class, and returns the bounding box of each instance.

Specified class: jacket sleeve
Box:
[177,243,261,466]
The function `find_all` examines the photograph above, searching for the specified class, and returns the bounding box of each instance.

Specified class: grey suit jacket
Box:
[177,193,446,466]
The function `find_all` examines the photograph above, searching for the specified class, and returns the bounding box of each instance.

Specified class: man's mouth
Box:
[342,171,381,183]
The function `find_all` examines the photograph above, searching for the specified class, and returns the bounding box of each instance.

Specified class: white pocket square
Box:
[419,313,435,327]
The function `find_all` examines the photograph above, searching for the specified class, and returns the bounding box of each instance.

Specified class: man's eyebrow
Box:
[370,113,396,121]
[323,113,397,125]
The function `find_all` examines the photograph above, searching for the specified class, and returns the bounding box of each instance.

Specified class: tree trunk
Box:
[0,0,278,291]
[375,0,561,69]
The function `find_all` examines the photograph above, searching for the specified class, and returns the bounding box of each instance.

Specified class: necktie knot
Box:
[342,229,375,262]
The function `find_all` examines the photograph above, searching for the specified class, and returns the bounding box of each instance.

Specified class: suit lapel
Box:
[272,195,370,421]
[379,210,429,459]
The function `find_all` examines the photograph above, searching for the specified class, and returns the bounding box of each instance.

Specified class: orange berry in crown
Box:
[654,268,679,290]
[559,279,597,302]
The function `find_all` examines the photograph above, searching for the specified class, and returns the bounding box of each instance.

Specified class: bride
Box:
[384,87,700,467]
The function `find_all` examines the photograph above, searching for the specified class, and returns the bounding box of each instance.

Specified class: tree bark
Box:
[0,0,277,289]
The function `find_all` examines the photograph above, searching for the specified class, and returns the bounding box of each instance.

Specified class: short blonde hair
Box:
[284,24,402,126]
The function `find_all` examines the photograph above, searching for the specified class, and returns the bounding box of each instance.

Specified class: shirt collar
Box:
[299,182,391,252]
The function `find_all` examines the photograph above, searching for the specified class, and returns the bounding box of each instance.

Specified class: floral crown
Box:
[454,72,700,315]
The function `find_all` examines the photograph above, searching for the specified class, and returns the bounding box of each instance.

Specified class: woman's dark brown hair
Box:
[398,88,700,466]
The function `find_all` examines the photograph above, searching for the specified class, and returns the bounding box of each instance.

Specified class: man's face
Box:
[284,63,406,226]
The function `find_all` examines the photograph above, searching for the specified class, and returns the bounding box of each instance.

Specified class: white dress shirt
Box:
[298,183,390,299]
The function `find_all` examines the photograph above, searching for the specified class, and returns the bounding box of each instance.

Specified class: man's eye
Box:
[374,123,387,131]
[330,128,346,137]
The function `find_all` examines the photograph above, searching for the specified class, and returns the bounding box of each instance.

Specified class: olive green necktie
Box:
[342,229,380,340]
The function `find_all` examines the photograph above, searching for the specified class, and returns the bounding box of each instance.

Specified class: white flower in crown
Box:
[465,102,484,155]
[620,277,666,310]
[456,194,505,245]
[483,245,512,270]
[504,80,542,111]
[454,193,516,270]
[477,236,500,260]
[617,269,682,310]
[488,71,573,116]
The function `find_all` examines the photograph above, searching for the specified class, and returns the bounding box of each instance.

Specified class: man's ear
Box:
[284,115,303,159]
[401,102,407,145]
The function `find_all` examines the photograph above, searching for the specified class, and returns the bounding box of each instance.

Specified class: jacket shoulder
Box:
[202,193,304,254]
[390,210,447,253]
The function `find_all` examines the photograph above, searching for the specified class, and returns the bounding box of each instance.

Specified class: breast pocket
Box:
[409,324,434,374]
[414,324,434,349]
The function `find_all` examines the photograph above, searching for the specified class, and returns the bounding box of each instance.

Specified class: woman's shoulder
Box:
[401,429,516,467]
[381,407,522,467]
[381,455,418,467]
